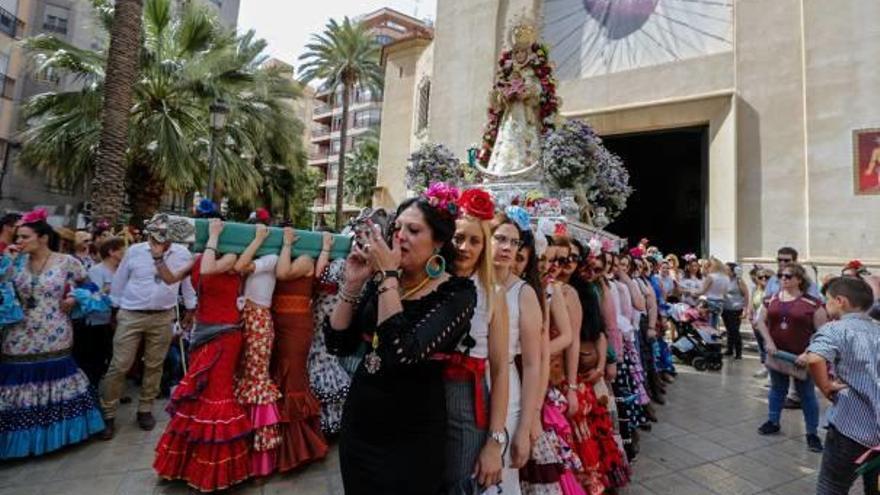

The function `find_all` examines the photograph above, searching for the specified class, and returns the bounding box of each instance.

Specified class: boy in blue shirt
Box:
[805,276,880,495]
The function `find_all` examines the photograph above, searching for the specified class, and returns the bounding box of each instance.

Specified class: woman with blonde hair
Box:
[443,188,510,494]
[696,257,730,327]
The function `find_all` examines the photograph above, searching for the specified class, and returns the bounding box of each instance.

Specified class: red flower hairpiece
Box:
[21,207,48,224]
[553,222,567,236]
[845,259,863,270]
[629,247,645,258]
[459,188,495,220]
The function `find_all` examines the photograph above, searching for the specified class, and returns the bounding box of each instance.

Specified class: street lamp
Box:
[206,99,229,200]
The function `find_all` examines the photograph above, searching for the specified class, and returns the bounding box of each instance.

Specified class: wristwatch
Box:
[372,269,400,284]
[489,429,508,447]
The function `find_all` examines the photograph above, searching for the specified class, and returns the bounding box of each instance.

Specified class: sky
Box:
[237,0,438,69]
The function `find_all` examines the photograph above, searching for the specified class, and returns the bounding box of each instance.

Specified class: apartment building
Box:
[308,7,432,226]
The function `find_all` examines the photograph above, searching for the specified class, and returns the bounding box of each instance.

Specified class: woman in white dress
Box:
[487,211,545,495]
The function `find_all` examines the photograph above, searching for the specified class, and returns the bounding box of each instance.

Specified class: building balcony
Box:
[0,74,15,100]
[0,7,25,39]
[314,104,333,117]
[310,131,331,144]
[308,154,329,166]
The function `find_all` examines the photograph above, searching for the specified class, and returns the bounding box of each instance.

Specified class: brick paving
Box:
[0,353,862,494]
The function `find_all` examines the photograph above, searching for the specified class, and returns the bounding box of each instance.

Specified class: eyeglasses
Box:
[492,234,522,248]
[777,258,793,264]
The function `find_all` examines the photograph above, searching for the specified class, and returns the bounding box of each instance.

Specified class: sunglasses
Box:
[757,275,770,281]
[492,234,522,248]
[549,256,569,265]
[780,273,795,280]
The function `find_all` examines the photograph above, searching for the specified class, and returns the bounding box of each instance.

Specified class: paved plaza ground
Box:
[0,353,861,495]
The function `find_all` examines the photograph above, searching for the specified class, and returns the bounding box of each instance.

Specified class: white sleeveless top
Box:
[505,279,526,362]
[458,275,490,358]
[705,272,730,301]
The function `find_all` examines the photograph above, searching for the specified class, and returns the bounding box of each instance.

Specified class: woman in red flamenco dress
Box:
[271,234,328,472]
[153,220,252,492]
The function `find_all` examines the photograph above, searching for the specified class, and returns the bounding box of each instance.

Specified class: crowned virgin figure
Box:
[478,17,560,178]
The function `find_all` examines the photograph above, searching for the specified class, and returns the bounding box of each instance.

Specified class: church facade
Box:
[375,0,880,267]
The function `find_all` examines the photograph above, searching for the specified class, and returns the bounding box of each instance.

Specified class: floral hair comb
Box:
[459,188,495,220]
[21,208,48,224]
[683,253,698,263]
[423,182,461,219]
[505,206,531,232]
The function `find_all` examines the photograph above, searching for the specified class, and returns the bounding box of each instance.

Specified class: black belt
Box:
[2,349,72,363]
[123,308,173,314]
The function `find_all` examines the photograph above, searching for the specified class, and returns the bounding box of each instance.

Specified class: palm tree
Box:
[19,0,305,224]
[299,17,382,230]
[344,129,379,207]
[91,0,142,224]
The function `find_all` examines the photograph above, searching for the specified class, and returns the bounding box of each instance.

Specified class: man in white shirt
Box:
[100,216,196,439]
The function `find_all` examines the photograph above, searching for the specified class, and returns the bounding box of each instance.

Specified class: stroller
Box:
[669,302,724,371]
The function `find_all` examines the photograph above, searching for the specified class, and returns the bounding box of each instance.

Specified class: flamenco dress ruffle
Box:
[542,389,586,495]
[572,378,630,490]
[0,354,104,459]
[272,277,328,472]
[235,302,282,476]
[154,331,252,492]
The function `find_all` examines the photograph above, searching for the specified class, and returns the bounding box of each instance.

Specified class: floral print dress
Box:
[308,258,351,435]
[0,253,105,459]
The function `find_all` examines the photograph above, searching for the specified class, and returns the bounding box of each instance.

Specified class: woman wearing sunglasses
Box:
[754,263,827,453]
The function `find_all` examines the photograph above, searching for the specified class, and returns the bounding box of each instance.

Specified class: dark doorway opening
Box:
[602,126,708,256]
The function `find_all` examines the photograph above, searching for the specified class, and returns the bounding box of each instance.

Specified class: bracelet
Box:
[204,246,217,253]
[339,286,362,305]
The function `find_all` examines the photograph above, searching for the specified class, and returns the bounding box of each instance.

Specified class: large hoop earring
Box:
[425,251,446,279]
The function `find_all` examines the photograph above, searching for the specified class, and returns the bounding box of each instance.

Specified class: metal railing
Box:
[311,127,330,137]
[314,104,332,115]
[0,6,25,38]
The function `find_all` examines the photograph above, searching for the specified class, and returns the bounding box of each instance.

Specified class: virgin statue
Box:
[476,17,560,178]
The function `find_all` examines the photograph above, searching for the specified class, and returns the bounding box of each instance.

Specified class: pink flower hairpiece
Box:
[629,247,645,258]
[21,207,48,224]
[683,253,698,263]
[423,182,461,218]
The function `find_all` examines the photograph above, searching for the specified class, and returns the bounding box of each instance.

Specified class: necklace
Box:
[365,274,435,375]
[401,275,431,300]
[26,252,52,310]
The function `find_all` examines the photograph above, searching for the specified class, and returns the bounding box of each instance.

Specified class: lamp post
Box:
[206,99,229,200]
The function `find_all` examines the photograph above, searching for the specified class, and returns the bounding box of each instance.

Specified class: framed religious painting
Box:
[853,128,880,195]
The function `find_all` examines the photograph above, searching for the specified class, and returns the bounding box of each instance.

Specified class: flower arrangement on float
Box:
[406,143,464,193]
[477,41,560,167]
[540,119,632,226]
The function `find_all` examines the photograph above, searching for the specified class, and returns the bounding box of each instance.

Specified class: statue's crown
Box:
[509,13,539,48]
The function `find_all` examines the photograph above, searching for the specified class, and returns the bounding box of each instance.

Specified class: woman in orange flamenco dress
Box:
[271,228,328,472]
[153,219,252,492]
